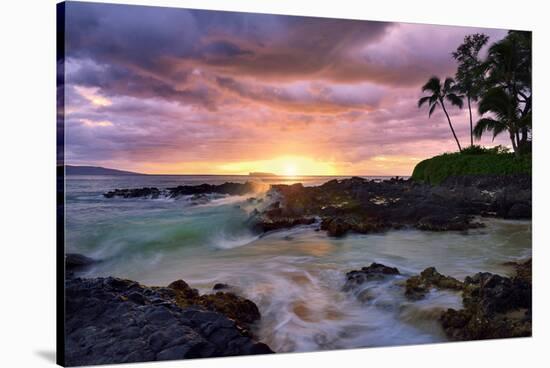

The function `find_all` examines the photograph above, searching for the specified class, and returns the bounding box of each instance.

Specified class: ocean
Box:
[65,174,532,352]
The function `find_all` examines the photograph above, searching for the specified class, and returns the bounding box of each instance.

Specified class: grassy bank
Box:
[411,148,531,185]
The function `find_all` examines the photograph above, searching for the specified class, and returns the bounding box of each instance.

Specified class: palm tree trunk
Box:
[467,96,473,147]
[440,100,462,152]
[521,127,528,144]
[510,131,519,157]
[515,130,521,155]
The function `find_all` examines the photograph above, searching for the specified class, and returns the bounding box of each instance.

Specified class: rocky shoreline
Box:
[343,259,532,341]
[103,174,531,237]
[65,254,531,365]
[65,256,273,366]
[103,181,268,199]
[253,174,531,237]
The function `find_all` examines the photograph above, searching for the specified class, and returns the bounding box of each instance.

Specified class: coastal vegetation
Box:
[414,31,531,183]
[411,146,531,184]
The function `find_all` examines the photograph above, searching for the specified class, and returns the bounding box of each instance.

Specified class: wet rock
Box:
[320,217,351,237]
[440,259,532,340]
[127,291,148,305]
[343,263,400,291]
[320,216,387,237]
[213,283,231,291]
[513,258,532,284]
[405,267,463,300]
[167,182,263,198]
[492,187,532,219]
[65,253,97,272]
[165,279,261,331]
[254,216,316,233]
[167,279,200,299]
[415,215,484,231]
[253,174,529,236]
[462,271,531,315]
[197,292,261,329]
[103,187,162,199]
[246,197,263,204]
[65,276,273,366]
[103,181,266,199]
[506,203,531,219]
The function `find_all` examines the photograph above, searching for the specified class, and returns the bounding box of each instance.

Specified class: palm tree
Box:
[418,76,464,152]
[478,31,532,155]
[473,87,528,156]
[452,33,489,147]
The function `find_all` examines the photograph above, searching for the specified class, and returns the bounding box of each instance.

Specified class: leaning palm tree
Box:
[418,76,464,152]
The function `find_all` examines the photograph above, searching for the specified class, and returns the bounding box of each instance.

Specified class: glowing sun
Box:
[283,163,298,177]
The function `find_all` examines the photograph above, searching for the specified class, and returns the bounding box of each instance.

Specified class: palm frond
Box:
[491,123,509,141]
[421,77,441,94]
[473,117,503,140]
[446,93,464,109]
[443,77,455,92]
[417,96,431,108]
[428,102,438,117]
[477,87,513,116]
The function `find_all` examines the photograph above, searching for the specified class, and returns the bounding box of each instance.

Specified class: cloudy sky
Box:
[61,2,509,175]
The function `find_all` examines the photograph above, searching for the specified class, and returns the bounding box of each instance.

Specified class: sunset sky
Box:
[61,2,509,176]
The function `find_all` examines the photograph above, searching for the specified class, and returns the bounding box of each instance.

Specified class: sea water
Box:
[65,174,532,352]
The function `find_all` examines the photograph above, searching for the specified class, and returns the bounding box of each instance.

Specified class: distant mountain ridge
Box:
[65,165,144,176]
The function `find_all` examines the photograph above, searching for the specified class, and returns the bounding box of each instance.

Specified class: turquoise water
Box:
[65,175,532,352]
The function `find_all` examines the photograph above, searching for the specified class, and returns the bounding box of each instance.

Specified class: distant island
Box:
[65,165,144,176]
[249,172,277,177]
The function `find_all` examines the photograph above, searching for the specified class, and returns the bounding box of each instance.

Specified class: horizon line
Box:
[67,172,412,177]
[62,164,411,177]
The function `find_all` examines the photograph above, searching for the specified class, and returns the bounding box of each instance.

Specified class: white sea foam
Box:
[211,232,260,249]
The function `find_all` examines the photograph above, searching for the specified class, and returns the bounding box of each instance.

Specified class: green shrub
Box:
[459,145,511,155]
[411,150,531,185]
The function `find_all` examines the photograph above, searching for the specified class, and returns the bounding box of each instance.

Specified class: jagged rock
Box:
[343,263,400,291]
[492,187,532,219]
[462,272,531,315]
[320,216,387,237]
[253,216,316,233]
[65,253,98,272]
[440,259,532,340]
[196,292,261,328]
[103,187,162,199]
[167,280,200,299]
[103,181,266,199]
[415,215,484,231]
[320,217,352,237]
[213,283,231,290]
[65,276,273,366]
[255,175,529,236]
[506,203,531,219]
[405,267,463,300]
[168,182,264,198]
[513,258,532,284]
[165,279,260,331]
